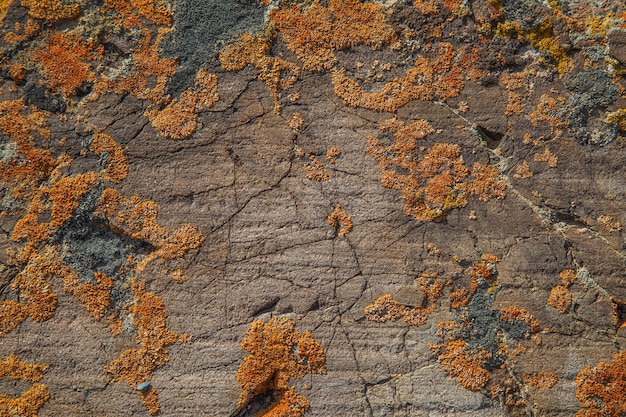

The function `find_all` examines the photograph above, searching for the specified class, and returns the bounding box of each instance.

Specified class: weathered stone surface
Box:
[1,0,625,416]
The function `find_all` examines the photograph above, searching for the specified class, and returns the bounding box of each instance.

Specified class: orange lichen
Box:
[499,72,525,115]
[0,383,50,417]
[548,285,572,313]
[147,69,219,140]
[0,356,50,416]
[534,147,558,168]
[575,351,626,417]
[63,271,114,321]
[220,33,299,114]
[430,339,491,391]
[529,94,567,134]
[170,269,186,283]
[20,0,79,21]
[327,204,353,236]
[235,318,326,414]
[513,160,533,179]
[368,126,505,221]
[0,99,56,205]
[460,162,507,202]
[449,287,469,308]
[94,188,205,261]
[365,275,451,326]
[597,215,623,232]
[325,147,341,164]
[303,155,329,181]
[523,372,558,388]
[0,355,48,381]
[500,306,540,334]
[560,269,577,286]
[94,25,176,103]
[90,133,128,183]
[610,298,626,329]
[34,32,103,97]
[332,43,482,112]
[0,246,60,336]
[288,112,304,133]
[105,280,181,415]
[108,315,124,337]
[269,0,396,72]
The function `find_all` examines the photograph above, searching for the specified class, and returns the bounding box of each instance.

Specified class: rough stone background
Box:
[1,0,625,416]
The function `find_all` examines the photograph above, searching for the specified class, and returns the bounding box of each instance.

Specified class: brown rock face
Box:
[0,0,625,416]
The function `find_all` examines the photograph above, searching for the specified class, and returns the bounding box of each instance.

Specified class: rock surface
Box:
[0,0,625,416]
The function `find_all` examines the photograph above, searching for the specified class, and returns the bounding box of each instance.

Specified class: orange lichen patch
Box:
[576,351,626,417]
[8,64,26,84]
[523,372,558,388]
[0,355,50,416]
[220,34,299,114]
[0,383,50,417]
[499,72,525,115]
[94,188,205,261]
[288,112,304,133]
[269,0,396,72]
[513,160,533,179]
[414,0,439,15]
[533,147,558,168]
[332,43,482,112]
[63,271,114,321]
[325,147,341,164]
[548,285,572,313]
[427,242,441,257]
[449,287,469,308]
[459,162,506,202]
[0,246,60,337]
[0,99,56,204]
[90,133,128,183]
[130,0,171,26]
[0,0,9,25]
[430,339,491,391]
[500,306,540,334]
[607,109,626,132]
[303,155,329,181]
[610,298,626,329]
[34,32,103,97]
[597,215,623,233]
[105,280,180,415]
[0,355,48,381]
[107,315,123,337]
[327,204,353,236]
[559,269,577,286]
[235,318,326,414]
[11,169,100,254]
[365,275,451,326]
[20,0,79,21]
[95,27,176,104]
[147,69,219,140]
[529,94,567,135]
[170,269,185,283]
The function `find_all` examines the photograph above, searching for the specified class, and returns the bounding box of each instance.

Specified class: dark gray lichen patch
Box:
[449,267,532,370]
[562,69,620,145]
[161,0,266,96]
